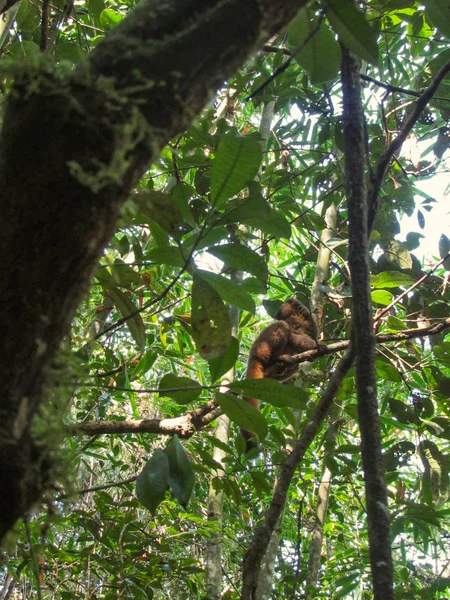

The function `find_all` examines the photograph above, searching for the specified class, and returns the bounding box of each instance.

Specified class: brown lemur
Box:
[241,298,321,451]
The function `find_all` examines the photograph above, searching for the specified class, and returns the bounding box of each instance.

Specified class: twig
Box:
[374,252,450,323]
[368,58,450,231]
[246,13,325,100]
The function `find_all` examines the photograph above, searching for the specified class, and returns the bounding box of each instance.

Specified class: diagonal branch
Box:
[368,58,450,231]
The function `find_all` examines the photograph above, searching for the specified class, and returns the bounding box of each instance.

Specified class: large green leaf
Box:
[136,449,169,514]
[371,289,394,306]
[209,243,269,283]
[216,392,268,441]
[371,271,416,289]
[145,246,186,268]
[288,9,341,84]
[109,288,146,350]
[420,440,450,507]
[196,269,255,313]
[423,0,450,38]
[138,191,186,240]
[221,183,271,222]
[210,131,262,207]
[158,373,202,404]
[229,379,309,408]
[111,259,143,288]
[165,436,195,508]
[246,207,292,240]
[324,0,379,65]
[191,274,232,359]
[208,337,240,383]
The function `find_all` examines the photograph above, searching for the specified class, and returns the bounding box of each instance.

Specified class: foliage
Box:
[1,0,450,597]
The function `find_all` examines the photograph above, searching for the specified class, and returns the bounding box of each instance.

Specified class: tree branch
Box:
[341,44,394,598]
[241,348,355,599]
[368,58,450,231]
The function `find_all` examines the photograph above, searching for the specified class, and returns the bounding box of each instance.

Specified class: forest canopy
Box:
[0,0,450,598]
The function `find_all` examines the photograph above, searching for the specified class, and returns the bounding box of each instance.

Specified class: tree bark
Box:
[0,0,311,542]
[340,45,395,599]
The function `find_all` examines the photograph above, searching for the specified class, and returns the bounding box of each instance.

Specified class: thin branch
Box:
[241,348,355,599]
[58,475,138,499]
[246,13,325,100]
[70,318,450,437]
[40,0,50,52]
[361,73,421,97]
[374,252,450,323]
[368,58,450,231]
[284,317,450,363]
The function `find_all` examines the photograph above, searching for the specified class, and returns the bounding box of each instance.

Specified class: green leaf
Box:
[145,246,186,268]
[371,289,394,306]
[389,398,416,424]
[423,0,450,38]
[111,259,143,288]
[246,206,292,240]
[406,231,424,250]
[229,379,309,408]
[95,266,113,285]
[8,41,41,65]
[208,337,240,383]
[288,9,341,84]
[371,271,415,289]
[99,8,123,29]
[380,241,413,270]
[109,288,146,350]
[425,416,450,440]
[386,316,408,331]
[221,183,271,222]
[191,274,232,359]
[172,183,197,228]
[376,361,402,382]
[158,374,202,405]
[133,351,157,377]
[181,226,230,253]
[324,0,379,65]
[196,270,255,313]
[138,191,186,240]
[216,392,268,441]
[210,131,262,207]
[208,243,269,282]
[220,181,290,238]
[420,440,449,507]
[165,436,195,508]
[16,1,41,31]
[88,0,105,21]
[136,449,169,513]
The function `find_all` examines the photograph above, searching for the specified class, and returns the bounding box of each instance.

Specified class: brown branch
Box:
[40,0,50,52]
[374,252,450,323]
[342,41,394,598]
[246,12,325,100]
[361,73,421,97]
[75,317,450,435]
[241,348,355,599]
[368,58,450,231]
[284,317,450,364]
[70,400,220,436]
